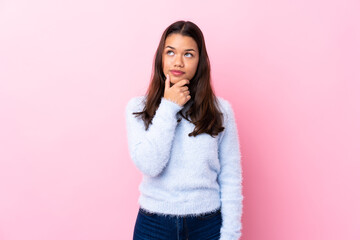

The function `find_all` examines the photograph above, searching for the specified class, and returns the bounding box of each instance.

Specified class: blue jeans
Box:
[133,207,222,240]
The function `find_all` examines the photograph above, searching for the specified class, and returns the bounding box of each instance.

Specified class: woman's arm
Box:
[218,100,244,240]
[125,96,182,177]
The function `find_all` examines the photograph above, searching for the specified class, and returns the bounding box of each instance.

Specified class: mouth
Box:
[170,70,185,76]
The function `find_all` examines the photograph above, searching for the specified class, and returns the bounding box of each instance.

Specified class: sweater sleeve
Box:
[218,100,244,240]
[125,96,183,177]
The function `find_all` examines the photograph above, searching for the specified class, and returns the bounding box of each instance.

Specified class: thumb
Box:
[165,74,170,90]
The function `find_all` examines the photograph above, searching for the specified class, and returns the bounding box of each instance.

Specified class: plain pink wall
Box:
[0,0,359,239]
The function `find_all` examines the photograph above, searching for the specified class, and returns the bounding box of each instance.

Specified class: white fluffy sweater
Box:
[125,95,243,240]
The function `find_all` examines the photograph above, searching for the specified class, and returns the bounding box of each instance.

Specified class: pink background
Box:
[1,0,359,239]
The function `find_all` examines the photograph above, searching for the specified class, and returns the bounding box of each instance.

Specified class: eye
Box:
[185,52,193,57]
[166,50,174,56]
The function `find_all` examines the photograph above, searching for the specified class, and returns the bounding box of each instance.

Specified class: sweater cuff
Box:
[156,97,183,116]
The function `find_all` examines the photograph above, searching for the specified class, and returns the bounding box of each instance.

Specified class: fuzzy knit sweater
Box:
[125,95,243,240]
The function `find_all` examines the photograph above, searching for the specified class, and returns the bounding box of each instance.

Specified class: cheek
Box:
[191,62,198,73]
[163,58,169,69]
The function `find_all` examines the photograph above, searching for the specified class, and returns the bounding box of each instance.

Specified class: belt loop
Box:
[176,218,179,240]
[184,217,189,240]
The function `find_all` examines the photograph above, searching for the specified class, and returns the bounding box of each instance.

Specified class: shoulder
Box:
[125,95,146,113]
[215,96,234,120]
[215,95,233,109]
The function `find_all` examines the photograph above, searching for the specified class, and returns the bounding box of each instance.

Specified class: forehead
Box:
[164,34,198,50]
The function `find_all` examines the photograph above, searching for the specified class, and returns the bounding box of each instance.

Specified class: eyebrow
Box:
[165,45,196,52]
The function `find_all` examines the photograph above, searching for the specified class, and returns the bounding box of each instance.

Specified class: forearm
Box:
[126,97,182,177]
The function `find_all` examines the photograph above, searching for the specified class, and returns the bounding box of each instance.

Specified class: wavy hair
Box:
[133,20,224,137]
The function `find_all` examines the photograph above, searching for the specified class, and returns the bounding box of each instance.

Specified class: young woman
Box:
[125,20,243,240]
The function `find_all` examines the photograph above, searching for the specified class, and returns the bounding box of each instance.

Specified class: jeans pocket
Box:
[139,207,156,217]
[196,209,221,220]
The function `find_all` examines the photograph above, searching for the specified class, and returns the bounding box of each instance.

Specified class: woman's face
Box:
[162,33,199,87]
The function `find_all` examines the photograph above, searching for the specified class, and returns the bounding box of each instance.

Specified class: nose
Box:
[174,54,184,67]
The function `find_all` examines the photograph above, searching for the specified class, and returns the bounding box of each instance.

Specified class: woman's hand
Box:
[164,74,191,107]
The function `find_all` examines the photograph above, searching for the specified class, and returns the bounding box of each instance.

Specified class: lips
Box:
[170,70,185,76]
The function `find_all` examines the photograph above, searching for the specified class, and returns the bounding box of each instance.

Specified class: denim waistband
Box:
[139,207,221,218]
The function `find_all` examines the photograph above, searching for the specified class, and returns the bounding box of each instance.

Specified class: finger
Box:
[175,79,190,87]
[165,74,170,90]
[180,86,189,91]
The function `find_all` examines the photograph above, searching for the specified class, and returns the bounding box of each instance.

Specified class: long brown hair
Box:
[133,20,224,138]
